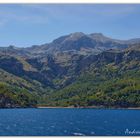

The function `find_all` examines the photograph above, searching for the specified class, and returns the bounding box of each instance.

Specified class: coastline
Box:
[1,105,140,110]
[36,106,140,110]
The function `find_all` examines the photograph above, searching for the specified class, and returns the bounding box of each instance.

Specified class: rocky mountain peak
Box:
[68,32,85,40]
[89,33,111,42]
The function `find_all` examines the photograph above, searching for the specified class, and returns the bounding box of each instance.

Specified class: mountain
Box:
[45,43,140,107]
[0,32,140,108]
[26,32,129,56]
[1,32,140,57]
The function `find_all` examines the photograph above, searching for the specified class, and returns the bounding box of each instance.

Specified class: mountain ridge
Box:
[24,32,131,55]
[0,32,140,108]
[1,32,140,56]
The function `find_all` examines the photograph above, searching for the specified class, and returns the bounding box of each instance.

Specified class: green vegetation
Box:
[0,82,37,108]
[43,69,140,108]
[0,43,140,108]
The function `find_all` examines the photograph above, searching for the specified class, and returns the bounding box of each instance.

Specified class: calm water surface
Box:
[0,108,140,136]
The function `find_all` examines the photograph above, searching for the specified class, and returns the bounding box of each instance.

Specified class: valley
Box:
[0,32,140,108]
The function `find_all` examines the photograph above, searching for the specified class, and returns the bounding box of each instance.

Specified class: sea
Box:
[0,108,140,136]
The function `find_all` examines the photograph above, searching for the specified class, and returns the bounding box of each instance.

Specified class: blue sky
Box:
[0,4,140,47]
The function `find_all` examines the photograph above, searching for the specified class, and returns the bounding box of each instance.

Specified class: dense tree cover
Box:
[0,82,37,108]
[42,67,140,108]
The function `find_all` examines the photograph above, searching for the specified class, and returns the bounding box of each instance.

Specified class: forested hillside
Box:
[0,33,140,108]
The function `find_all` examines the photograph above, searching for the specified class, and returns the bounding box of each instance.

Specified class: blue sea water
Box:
[0,108,140,136]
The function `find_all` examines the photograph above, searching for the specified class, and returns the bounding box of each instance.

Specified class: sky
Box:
[0,4,140,47]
